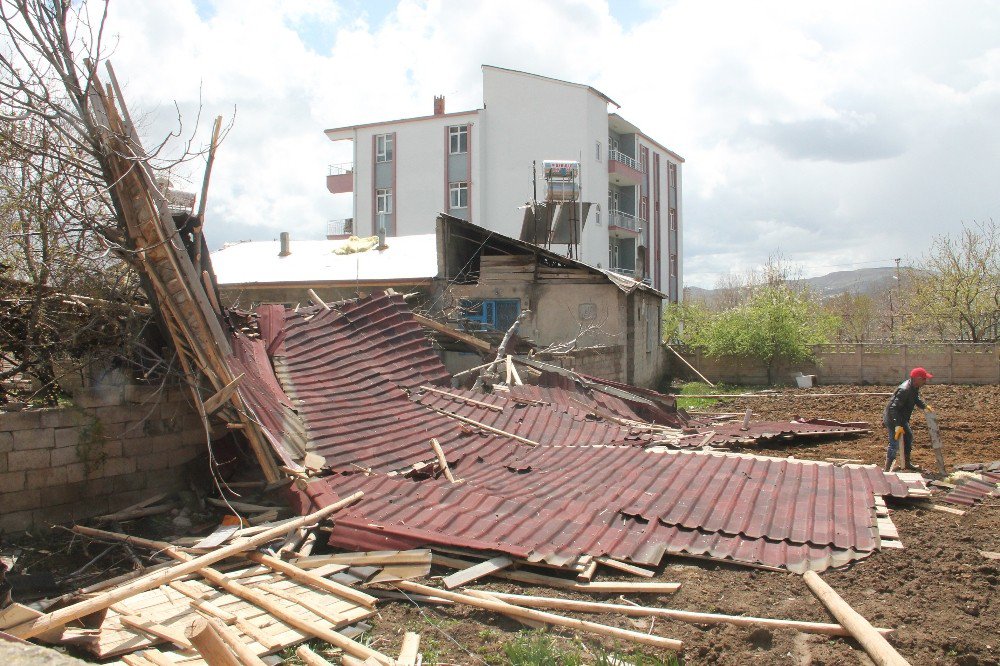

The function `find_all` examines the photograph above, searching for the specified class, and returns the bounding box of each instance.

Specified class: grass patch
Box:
[672,381,750,410]
[503,631,683,666]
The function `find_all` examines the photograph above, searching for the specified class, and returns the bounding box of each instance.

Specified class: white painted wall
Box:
[325,66,683,302]
[329,112,481,237]
[481,67,608,263]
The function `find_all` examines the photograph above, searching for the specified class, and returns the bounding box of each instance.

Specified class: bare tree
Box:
[905,220,1000,342]
[0,0,212,401]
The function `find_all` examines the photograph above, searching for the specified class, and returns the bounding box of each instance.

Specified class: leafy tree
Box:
[668,284,839,384]
[904,220,1000,341]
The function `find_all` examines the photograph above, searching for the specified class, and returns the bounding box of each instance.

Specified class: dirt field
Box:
[359,384,999,666]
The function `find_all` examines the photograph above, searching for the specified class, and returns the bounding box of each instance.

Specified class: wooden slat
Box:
[442,556,514,589]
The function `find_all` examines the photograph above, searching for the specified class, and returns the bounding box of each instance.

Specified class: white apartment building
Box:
[324,65,683,301]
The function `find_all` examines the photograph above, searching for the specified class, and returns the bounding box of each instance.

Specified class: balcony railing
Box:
[608,209,638,231]
[327,218,354,237]
[609,149,644,173]
[609,266,635,277]
[328,162,353,176]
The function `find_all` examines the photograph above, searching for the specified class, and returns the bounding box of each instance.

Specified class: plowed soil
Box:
[365,384,999,666]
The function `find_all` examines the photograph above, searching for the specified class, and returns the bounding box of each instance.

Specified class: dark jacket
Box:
[882,379,926,428]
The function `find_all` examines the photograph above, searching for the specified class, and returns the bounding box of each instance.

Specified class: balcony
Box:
[608,209,641,238]
[326,162,354,194]
[608,266,635,278]
[608,149,644,186]
[327,218,354,238]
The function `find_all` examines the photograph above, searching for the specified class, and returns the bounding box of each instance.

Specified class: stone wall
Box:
[0,386,206,533]
[674,343,1000,386]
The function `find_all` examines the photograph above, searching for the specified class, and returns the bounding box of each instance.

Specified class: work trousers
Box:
[885,423,913,467]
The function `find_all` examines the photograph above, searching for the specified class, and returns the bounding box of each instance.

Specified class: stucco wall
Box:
[348,111,482,238]
[0,386,208,533]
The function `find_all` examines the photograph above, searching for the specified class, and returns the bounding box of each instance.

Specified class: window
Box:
[375,133,393,162]
[460,299,521,332]
[608,190,619,213]
[639,146,649,174]
[640,196,648,221]
[669,208,677,231]
[595,203,601,226]
[670,254,678,277]
[376,188,393,214]
[667,162,677,207]
[449,125,468,154]
[595,140,601,161]
[449,182,468,209]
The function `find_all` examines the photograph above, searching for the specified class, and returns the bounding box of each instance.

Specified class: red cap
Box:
[910,367,933,380]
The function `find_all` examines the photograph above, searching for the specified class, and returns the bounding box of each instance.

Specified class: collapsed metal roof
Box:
[235,291,927,572]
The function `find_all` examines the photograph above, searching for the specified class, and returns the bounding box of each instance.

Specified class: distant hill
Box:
[685,266,916,303]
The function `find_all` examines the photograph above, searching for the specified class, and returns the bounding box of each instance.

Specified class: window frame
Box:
[449,181,469,209]
[375,188,393,214]
[448,125,469,155]
[595,140,602,161]
[375,133,393,163]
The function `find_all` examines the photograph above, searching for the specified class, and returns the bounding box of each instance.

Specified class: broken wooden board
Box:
[71,567,373,659]
[442,555,514,589]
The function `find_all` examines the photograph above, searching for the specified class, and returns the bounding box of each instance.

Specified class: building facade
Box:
[325,66,684,301]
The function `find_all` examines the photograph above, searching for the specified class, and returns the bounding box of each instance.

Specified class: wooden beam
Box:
[423,405,539,446]
[412,314,492,353]
[419,385,504,412]
[294,549,431,568]
[397,632,421,666]
[185,616,242,666]
[308,289,331,310]
[430,438,460,484]
[393,581,681,651]
[470,589,893,638]
[9,494,363,640]
[665,344,714,387]
[202,615,268,666]
[442,555,514,589]
[119,614,193,649]
[243,552,378,609]
[594,556,656,578]
[803,571,909,666]
[202,374,244,416]
[431,554,678,593]
[296,645,335,666]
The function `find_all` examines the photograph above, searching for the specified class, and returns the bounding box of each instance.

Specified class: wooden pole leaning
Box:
[8,493,363,640]
[803,571,909,666]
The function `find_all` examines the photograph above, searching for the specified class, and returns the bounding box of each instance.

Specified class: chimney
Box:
[279,231,291,257]
[377,227,387,251]
[433,95,445,116]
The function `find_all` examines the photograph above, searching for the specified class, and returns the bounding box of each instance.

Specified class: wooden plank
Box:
[412,314,492,352]
[297,645,335,665]
[185,616,241,666]
[423,405,539,446]
[243,553,377,609]
[419,385,504,412]
[979,550,1000,560]
[430,438,460,484]
[294,550,431,568]
[442,556,514,589]
[471,589,894,637]
[802,571,910,666]
[9,495,364,640]
[202,374,244,416]
[118,615,193,650]
[394,581,681,651]
[397,632,421,666]
[594,556,656,578]
[431,554,679,593]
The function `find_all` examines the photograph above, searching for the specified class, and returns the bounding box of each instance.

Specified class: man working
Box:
[882,367,934,471]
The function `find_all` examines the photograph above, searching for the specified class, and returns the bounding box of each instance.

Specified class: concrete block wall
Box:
[535,345,627,383]
[674,343,1000,386]
[0,385,206,533]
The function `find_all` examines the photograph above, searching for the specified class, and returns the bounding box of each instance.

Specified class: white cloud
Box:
[102,0,1000,285]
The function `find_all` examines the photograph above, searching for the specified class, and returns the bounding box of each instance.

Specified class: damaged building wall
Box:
[0,387,208,532]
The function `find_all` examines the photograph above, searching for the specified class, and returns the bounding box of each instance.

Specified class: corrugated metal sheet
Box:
[290,448,925,572]
[678,419,870,448]
[942,471,1000,507]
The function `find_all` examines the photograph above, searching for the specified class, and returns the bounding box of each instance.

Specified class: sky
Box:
[100,0,1000,288]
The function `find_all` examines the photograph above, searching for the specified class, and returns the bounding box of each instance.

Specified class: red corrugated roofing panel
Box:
[678,419,870,448]
[291,448,925,572]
